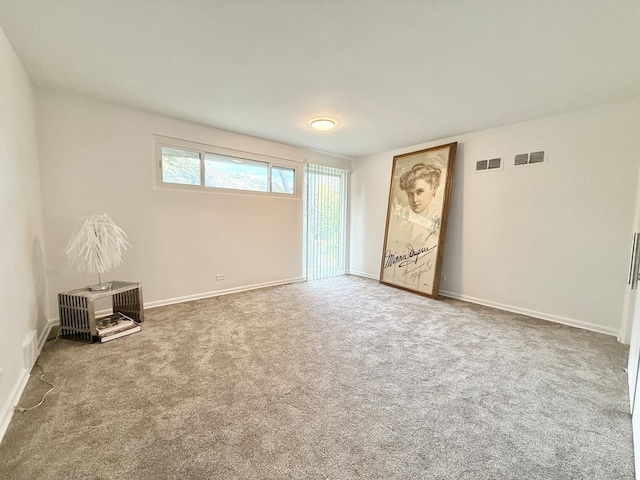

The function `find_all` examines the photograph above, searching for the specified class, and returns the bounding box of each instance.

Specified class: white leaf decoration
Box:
[64,214,132,274]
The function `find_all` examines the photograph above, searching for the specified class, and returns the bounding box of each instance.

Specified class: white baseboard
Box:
[439,290,618,337]
[0,367,30,444]
[38,319,58,351]
[144,277,306,310]
[347,270,379,281]
[141,276,617,337]
[344,271,618,337]
[0,319,56,444]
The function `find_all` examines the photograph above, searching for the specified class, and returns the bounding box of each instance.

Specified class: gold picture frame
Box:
[379,142,457,298]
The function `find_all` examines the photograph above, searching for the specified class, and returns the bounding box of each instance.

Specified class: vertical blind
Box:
[304,164,349,280]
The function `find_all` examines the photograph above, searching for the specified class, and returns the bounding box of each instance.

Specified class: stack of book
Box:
[95,312,141,343]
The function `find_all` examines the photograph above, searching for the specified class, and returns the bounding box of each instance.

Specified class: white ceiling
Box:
[1,1,639,159]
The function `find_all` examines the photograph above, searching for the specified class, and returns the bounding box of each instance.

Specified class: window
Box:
[272,166,295,194]
[155,136,299,196]
[161,147,201,185]
[204,153,268,192]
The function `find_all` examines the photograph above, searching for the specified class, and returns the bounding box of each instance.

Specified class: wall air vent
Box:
[476,157,502,173]
[487,158,501,169]
[514,153,529,165]
[529,151,545,164]
[515,150,546,166]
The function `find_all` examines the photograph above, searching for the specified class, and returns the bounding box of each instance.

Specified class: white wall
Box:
[0,27,48,439]
[36,89,350,319]
[350,98,640,336]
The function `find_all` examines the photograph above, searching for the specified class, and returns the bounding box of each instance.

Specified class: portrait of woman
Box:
[398,162,443,238]
[380,142,457,297]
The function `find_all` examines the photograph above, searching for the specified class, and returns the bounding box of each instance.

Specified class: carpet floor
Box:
[0,275,634,479]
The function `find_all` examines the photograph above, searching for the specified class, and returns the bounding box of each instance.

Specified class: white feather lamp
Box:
[64,214,132,291]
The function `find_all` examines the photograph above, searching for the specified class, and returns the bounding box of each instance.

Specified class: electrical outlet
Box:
[216,274,226,281]
[440,275,446,282]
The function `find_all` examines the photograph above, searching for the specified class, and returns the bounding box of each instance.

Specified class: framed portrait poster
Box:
[379,142,457,298]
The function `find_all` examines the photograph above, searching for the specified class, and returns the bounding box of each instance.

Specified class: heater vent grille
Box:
[488,158,501,169]
[515,150,546,166]
[476,157,502,172]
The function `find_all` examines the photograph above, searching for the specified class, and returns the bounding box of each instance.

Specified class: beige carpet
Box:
[0,275,633,479]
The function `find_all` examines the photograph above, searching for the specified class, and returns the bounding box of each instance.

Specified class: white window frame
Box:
[154,135,301,198]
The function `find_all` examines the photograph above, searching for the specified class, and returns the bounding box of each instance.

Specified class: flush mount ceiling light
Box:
[309,117,337,131]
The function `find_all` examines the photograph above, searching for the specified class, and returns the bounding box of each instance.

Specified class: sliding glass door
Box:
[303,164,349,280]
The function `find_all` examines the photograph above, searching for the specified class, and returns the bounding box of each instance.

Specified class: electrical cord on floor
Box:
[47,325,62,344]
[14,362,55,413]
